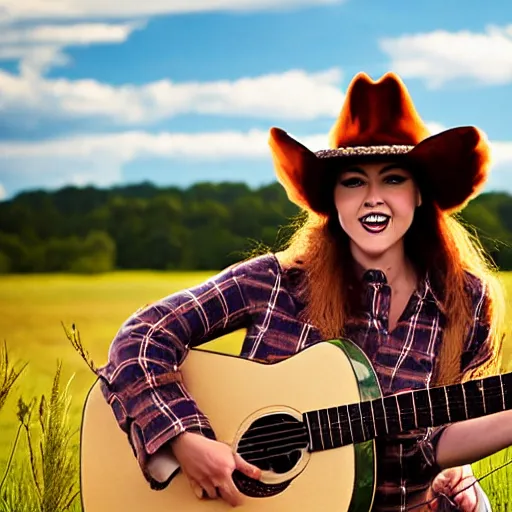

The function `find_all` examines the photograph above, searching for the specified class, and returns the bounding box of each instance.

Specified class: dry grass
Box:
[0,270,510,510]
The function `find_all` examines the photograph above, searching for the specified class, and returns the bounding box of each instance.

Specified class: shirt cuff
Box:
[98,375,216,490]
[418,426,448,476]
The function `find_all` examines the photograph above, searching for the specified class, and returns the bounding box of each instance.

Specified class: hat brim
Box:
[268,126,491,215]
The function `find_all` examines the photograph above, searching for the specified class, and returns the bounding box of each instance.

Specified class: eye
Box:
[339,176,364,188]
[384,174,408,185]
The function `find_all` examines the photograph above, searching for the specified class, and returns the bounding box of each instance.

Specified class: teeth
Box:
[363,214,388,223]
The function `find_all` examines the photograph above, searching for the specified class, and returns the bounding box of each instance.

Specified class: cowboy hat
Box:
[268,72,491,215]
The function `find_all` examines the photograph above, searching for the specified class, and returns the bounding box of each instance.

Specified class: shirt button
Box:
[363,269,387,284]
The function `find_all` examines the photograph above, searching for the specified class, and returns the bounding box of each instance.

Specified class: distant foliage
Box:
[0,181,511,272]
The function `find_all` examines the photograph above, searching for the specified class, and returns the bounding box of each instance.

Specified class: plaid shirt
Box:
[97,253,492,511]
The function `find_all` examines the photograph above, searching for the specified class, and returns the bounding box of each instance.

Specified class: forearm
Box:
[435,409,512,469]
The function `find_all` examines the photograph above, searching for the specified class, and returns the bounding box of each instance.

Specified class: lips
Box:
[359,213,390,234]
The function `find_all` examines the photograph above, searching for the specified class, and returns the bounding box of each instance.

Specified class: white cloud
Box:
[492,141,512,169]
[0,22,142,75]
[0,130,272,194]
[425,122,445,135]
[0,182,6,200]
[0,0,345,23]
[0,129,329,195]
[380,25,512,88]
[1,128,511,196]
[0,67,344,123]
[0,23,140,45]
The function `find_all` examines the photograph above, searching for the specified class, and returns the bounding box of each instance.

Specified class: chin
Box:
[359,247,391,259]
[352,238,399,260]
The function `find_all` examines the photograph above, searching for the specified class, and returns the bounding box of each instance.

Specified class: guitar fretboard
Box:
[303,372,512,452]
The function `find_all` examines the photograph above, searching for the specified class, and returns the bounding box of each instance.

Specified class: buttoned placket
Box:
[363,269,391,334]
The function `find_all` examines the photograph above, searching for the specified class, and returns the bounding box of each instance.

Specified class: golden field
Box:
[0,270,511,508]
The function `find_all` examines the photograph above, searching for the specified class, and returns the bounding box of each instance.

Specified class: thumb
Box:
[234,453,261,480]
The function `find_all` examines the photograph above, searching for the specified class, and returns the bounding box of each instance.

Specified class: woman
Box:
[96,72,511,511]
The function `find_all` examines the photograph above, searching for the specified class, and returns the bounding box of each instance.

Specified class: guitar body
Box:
[80,339,382,511]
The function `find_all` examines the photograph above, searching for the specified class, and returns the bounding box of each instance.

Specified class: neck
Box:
[350,240,415,288]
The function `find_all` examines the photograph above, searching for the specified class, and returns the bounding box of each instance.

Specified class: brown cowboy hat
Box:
[268,72,491,215]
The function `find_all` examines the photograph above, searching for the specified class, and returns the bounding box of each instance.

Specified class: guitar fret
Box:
[317,410,325,450]
[397,392,416,432]
[370,400,377,436]
[358,402,364,439]
[304,371,512,452]
[500,375,506,411]
[446,383,466,423]
[382,397,389,434]
[319,409,333,450]
[464,380,486,419]
[336,407,344,446]
[338,406,352,445]
[413,389,431,428]
[347,406,354,443]
[427,388,434,426]
[360,401,375,439]
[383,395,402,434]
[500,375,507,411]
[304,413,314,450]
[395,395,403,432]
[371,398,387,438]
[329,408,335,448]
[481,379,486,415]
[347,403,365,443]
[328,407,342,448]
[428,387,450,425]
[412,391,418,429]
[444,387,451,422]
[482,376,506,417]
[462,383,468,420]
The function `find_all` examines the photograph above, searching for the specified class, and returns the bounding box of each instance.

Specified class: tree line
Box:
[0,181,511,273]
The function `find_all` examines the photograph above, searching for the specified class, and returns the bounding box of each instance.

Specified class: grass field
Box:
[0,270,511,509]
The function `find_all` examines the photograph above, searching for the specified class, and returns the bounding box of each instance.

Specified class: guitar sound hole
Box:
[233,412,308,498]
[237,413,307,472]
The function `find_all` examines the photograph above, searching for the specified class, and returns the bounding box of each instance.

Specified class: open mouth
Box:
[359,213,390,234]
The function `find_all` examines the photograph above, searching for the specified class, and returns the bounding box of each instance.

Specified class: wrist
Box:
[170,431,191,448]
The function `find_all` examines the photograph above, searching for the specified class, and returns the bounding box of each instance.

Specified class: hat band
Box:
[315,144,415,158]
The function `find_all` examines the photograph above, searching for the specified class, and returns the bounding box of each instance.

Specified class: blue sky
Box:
[0,0,511,200]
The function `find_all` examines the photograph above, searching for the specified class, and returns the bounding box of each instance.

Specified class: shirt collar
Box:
[357,263,445,314]
[417,271,445,313]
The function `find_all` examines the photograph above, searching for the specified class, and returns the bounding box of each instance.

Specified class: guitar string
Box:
[238,384,510,441]
[404,457,512,511]
[239,400,508,442]
[234,399,512,505]
[236,424,512,506]
[236,396,511,456]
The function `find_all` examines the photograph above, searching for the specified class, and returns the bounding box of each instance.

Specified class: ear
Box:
[416,188,422,207]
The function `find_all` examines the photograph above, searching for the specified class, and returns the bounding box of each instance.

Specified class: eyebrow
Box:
[340,163,404,176]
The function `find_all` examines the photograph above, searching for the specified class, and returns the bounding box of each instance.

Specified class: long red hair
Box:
[278,173,505,386]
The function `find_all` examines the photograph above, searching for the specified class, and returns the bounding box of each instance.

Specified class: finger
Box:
[189,478,204,500]
[431,476,449,494]
[199,480,218,500]
[234,453,261,480]
[453,488,478,512]
[218,478,244,508]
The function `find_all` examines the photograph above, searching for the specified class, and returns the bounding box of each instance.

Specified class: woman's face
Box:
[334,161,421,261]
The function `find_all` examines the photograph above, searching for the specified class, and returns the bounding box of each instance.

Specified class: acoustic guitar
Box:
[80,338,512,511]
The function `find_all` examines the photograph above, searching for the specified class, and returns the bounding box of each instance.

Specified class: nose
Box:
[363,182,384,208]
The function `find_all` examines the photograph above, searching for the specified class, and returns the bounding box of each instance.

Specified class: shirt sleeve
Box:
[95,259,254,488]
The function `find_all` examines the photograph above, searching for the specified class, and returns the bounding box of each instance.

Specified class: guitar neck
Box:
[303,372,512,452]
